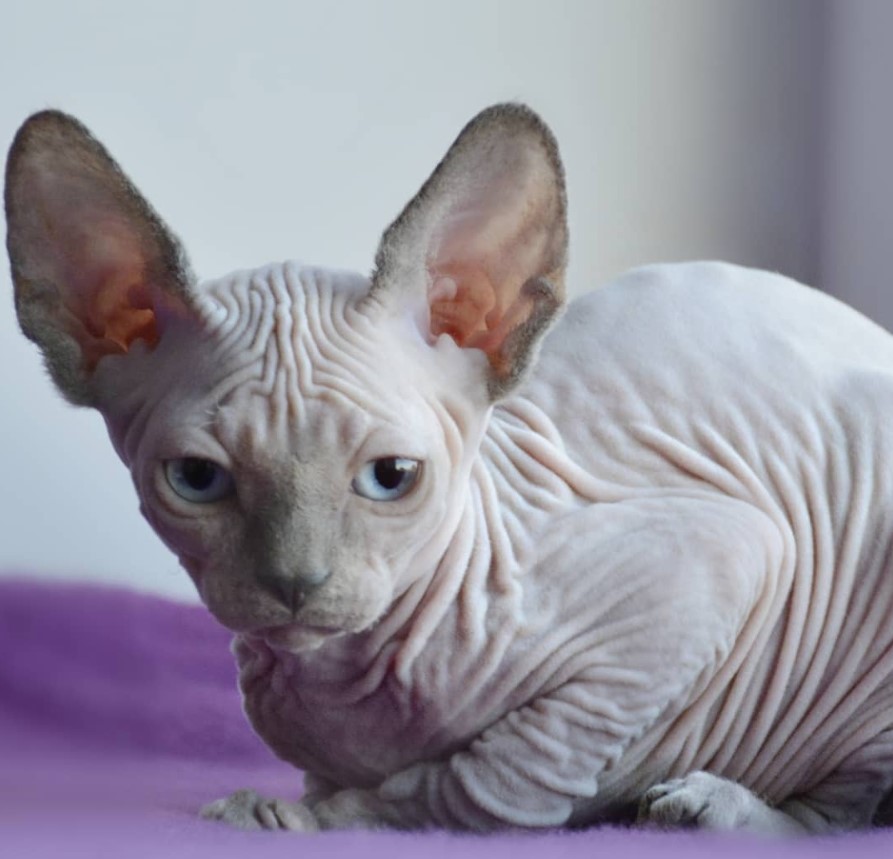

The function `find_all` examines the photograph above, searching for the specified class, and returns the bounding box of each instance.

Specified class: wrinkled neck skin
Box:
[88,263,569,684]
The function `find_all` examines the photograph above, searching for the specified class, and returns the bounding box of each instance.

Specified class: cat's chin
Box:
[257,622,344,654]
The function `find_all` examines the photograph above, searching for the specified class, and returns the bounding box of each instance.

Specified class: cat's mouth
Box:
[256,622,344,653]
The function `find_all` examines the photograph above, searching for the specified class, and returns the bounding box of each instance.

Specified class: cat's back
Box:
[524,261,893,489]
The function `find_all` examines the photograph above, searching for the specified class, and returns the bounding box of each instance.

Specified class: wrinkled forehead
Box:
[103,263,359,439]
[179,263,437,460]
[195,263,376,410]
[184,262,423,447]
[198,262,371,368]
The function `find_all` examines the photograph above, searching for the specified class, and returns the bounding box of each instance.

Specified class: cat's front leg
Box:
[244,677,720,833]
[198,770,445,832]
[201,680,656,834]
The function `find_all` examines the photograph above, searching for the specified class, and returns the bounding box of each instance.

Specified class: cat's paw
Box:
[637,771,758,831]
[201,788,318,831]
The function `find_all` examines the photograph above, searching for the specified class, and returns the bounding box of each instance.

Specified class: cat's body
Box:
[8,105,893,834]
[205,260,893,832]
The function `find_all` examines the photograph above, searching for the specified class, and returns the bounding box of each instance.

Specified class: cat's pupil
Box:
[374,458,405,490]
[182,458,217,490]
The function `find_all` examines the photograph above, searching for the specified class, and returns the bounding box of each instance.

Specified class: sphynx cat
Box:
[7,104,893,835]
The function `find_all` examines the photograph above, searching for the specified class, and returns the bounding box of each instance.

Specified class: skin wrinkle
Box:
[398,406,517,676]
[286,271,317,407]
[784,645,893,799]
[203,269,377,471]
[395,504,478,689]
[689,432,800,735]
[486,425,550,508]
[393,515,472,673]
[658,528,788,782]
[743,452,827,789]
[831,539,893,700]
[720,411,868,795]
[408,482,524,743]
[300,277,333,398]
[497,425,576,508]
[482,423,573,541]
[297,272,394,417]
[311,280,366,363]
[751,457,815,747]
[782,453,843,733]
[497,418,570,490]
[508,397,565,450]
[632,424,749,500]
[633,424,794,778]
[205,271,257,355]
[818,698,893,791]
[205,288,275,411]
[475,461,523,599]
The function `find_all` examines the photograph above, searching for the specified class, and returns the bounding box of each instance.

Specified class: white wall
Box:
[0,0,822,601]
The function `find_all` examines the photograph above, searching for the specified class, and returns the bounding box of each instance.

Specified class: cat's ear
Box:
[370,103,567,398]
[5,110,195,406]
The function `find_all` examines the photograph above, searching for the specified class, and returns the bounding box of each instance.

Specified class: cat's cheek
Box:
[136,498,236,592]
[138,501,186,557]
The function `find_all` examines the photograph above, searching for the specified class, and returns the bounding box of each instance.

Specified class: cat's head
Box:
[5,105,567,650]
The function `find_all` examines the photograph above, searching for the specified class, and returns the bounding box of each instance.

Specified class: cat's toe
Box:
[201,788,317,831]
[638,771,754,831]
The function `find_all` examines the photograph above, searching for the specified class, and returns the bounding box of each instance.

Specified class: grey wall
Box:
[819,0,893,328]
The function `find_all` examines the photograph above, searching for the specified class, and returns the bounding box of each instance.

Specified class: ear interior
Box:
[5,111,193,404]
[372,104,568,396]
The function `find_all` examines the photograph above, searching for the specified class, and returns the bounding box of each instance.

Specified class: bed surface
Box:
[2,576,891,858]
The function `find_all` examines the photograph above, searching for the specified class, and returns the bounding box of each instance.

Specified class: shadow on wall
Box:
[818,0,893,331]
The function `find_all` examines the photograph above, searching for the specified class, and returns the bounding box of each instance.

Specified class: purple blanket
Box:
[1,578,891,858]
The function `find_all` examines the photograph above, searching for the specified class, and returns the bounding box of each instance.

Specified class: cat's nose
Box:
[257,567,330,613]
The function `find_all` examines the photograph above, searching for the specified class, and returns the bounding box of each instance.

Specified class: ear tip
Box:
[6,110,88,203]
[18,108,82,128]
[461,102,566,193]
[7,109,110,179]
[471,101,548,128]
[10,109,89,153]
[466,101,560,146]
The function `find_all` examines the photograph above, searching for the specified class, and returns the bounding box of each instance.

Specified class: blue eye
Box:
[165,458,234,503]
[352,457,421,501]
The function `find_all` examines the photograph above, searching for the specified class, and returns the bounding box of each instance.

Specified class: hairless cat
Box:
[7,104,893,835]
